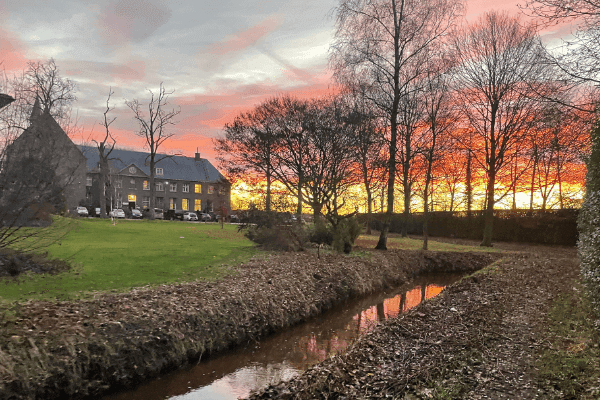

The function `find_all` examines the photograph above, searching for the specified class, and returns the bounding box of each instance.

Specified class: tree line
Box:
[215,1,596,249]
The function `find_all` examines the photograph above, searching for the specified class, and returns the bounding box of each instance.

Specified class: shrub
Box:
[308,218,334,246]
[332,217,362,254]
[579,119,600,315]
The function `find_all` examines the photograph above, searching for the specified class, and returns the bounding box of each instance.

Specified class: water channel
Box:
[104,272,463,400]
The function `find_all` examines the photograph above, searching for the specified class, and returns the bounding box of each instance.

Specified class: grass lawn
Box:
[355,233,505,253]
[0,219,256,302]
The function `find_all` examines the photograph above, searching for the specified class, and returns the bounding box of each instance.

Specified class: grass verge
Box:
[535,283,600,399]
[355,234,505,253]
[0,218,255,302]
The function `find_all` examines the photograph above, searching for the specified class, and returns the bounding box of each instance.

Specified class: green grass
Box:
[535,284,600,399]
[0,219,256,302]
[355,234,505,253]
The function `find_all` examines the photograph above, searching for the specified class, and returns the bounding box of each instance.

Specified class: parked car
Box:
[95,207,101,217]
[183,212,198,221]
[229,214,239,223]
[164,209,185,221]
[199,213,212,222]
[76,206,89,217]
[131,209,143,219]
[109,209,126,218]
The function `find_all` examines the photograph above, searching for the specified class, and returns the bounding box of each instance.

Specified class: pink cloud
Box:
[63,59,146,83]
[0,27,29,72]
[206,15,284,56]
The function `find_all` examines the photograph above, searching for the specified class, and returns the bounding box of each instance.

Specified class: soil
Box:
[247,240,581,400]
[0,238,581,400]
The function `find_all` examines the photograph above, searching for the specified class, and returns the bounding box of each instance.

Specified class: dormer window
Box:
[156,168,163,176]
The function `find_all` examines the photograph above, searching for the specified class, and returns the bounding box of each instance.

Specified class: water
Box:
[103,273,462,400]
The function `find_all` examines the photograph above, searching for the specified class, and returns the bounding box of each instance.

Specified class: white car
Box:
[183,212,198,221]
[76,206,89,217]
[109,209,126,218]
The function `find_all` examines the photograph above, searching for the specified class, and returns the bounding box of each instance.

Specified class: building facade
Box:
[79,146,231,214]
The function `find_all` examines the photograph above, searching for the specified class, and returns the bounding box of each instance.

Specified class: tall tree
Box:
[126,83,180,220]
[420,54,457,249]
[215,98,279,212]
[524,0,600,86]
[330,0,464,249]
[94,88,117,218]
[452,11,548,246]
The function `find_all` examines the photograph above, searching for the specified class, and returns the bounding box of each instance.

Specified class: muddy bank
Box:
[247,246,580,399]
[0,250,496,399]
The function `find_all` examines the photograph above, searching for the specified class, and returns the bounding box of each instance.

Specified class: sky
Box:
[0,0,575,166]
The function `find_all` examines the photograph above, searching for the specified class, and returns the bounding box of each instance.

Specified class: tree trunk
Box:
[465,151,472,217]
[265,169,272,212]
[365,184,372,235]
[481,171,495,247]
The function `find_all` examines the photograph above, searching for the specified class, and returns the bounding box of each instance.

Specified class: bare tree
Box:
[215,98,279,212]
[419,54,457,250]
[330,0,464,249]
[126,83,180,219]
[94,88,117,218]
[452,11,548,246]
[523,0,600,86]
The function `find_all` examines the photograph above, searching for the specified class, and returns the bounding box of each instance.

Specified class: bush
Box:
[579,119,600,315]
[332,217,362,254]
[308,218,334,246]
[239,208,308,251]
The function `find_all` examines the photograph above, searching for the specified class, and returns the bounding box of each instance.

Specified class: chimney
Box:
[195,147,201,161]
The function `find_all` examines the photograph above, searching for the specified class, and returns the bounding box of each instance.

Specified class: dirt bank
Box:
[0,249,496,400]
[247,243,580,399]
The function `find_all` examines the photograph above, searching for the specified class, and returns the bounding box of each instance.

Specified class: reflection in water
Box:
[104,273,462,400]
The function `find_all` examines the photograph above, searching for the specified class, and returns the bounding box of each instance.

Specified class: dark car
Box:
[131,209,143,219]
[164,209,185,221]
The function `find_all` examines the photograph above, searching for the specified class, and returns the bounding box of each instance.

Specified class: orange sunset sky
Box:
[0,0,577,167]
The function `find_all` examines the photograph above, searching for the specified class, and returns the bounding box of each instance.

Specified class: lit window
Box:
[195,199,201,211]
[156,182,164,191]
[194,184,201,193]
[143,180,149,190]
[128,194,136,202]
[182,198,189,211]
[86,177,92,186]
[156,168,163,176]
[170,183,177,192]
[208,186,214,194]
[169,198,176,210]
[182,184,189,193]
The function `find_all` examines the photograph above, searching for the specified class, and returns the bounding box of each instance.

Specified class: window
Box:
[129,179,136,189]
[143,196,150,208]
[170,183,177,192]
[182,183,189,193]
[156,197,164,208]
[86,177,92,187]
[206,200,213,212]
[143,180,149,190]
[128,194,136,202]
[182,198,189,211]
[194,183,201,193]
[219,187,228,195]
[156,182,164,191]
[169,198,176,210]
[195,199,201,211]
[208,186,214,194]
[156,168,163,176]
[116,198,122,208]
[115,180,122,189]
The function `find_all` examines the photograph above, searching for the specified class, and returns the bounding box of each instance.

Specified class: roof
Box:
[77,145,227,183]
[0,93,14,109]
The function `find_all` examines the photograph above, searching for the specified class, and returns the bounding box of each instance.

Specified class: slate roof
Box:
[77,145,227,183]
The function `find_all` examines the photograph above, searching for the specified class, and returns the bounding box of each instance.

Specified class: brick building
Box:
[79,146,231,214]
